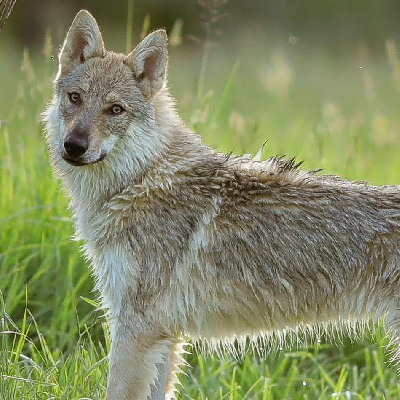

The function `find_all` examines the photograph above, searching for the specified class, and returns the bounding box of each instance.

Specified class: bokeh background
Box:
[2,1,400,398]
[1,0,400,169]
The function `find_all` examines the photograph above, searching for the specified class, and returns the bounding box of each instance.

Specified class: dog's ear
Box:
[125,30,168,98]
[58,10,105,78]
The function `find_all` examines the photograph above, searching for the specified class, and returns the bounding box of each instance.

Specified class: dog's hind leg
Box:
[384,300,400,364]
[151,340,185,400]
[106,317,182,400]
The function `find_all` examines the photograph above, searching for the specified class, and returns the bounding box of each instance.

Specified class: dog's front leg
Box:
[106,317,179,400]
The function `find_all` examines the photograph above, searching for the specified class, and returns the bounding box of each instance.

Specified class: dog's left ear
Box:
[125,30,168,98]
[58,10,105,78]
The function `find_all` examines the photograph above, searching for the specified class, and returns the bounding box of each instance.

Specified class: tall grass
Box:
[2,5,400,399]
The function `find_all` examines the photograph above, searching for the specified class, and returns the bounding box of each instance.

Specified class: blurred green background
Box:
[2,1,400,398]
[2,0,400,356]
[1,0,400,168]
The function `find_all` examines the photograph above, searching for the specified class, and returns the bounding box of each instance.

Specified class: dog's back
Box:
[44,10,400,400]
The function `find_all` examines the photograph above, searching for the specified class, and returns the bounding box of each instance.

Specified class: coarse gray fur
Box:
[43,9,400,400]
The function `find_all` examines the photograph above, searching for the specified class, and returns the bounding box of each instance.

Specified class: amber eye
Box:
[109,104,124,115]
[68,92,81,104]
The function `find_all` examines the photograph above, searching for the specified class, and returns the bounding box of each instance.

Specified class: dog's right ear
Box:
[57,10,105,78]
[124,30,168,98]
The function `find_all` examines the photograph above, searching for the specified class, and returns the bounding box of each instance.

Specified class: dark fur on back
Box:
[44,10,400,400]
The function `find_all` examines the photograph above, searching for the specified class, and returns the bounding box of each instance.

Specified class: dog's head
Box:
[45,10,169,168]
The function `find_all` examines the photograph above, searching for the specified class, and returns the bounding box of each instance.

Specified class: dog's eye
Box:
[69,92,81,104]
[109,105,124,115]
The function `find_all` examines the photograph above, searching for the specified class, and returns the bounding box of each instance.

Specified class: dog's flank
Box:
[43,9,400,400]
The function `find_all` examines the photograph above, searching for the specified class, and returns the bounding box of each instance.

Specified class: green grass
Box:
[2,14,400,400]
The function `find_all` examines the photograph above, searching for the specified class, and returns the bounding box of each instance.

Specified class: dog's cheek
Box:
[100,135,119,156]
[46,105,66,154]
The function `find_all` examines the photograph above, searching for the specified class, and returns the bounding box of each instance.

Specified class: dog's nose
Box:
[64,136,88,158]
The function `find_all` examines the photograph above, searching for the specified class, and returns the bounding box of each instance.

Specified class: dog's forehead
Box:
[90,54,135,89]
[67,53,139,99]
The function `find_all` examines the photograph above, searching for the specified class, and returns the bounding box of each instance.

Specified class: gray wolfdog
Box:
[43,9,400,400]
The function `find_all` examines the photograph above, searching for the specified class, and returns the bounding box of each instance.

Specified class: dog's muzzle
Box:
[64,136,88,158]
[62,128,90,165]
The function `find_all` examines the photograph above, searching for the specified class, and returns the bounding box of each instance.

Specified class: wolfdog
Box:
[43,9,400,400]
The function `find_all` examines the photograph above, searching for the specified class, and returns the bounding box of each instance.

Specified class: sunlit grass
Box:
[2,12,400,399]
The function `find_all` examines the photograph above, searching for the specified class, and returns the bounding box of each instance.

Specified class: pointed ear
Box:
[124,30,168,98]
[58,10,105,78]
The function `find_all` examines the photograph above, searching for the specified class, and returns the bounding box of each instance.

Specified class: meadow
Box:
[2,7,400,400]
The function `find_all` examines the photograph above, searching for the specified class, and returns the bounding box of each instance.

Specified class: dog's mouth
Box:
[62,153,107,166]
[62,156,87,166]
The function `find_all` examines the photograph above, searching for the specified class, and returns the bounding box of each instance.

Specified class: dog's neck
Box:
[50,86,218,239]
[59,123,213,233]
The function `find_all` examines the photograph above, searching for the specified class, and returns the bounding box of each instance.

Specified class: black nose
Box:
[64,136,88,158]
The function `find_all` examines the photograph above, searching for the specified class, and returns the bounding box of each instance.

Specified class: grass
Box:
[2,8,400,400]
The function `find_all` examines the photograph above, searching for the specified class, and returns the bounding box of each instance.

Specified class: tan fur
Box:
[43,9,400,400]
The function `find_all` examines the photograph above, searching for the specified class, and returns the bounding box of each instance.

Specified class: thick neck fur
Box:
[45,86,215,231]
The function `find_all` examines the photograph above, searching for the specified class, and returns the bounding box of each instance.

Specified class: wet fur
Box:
[44,10,400,400]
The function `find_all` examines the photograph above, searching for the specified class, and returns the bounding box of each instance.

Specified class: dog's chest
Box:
[81,236,139,315]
